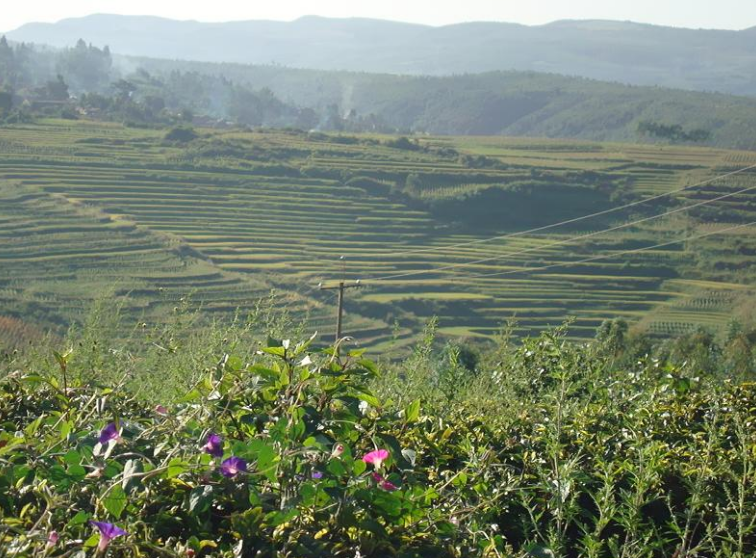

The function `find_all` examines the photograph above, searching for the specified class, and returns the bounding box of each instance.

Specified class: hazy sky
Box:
[2,0,755,32]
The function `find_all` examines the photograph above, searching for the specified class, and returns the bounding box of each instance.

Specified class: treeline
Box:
[637,120,711,142]
[6,36,756,149]
[136,56,756,150]
[0,37,394,131]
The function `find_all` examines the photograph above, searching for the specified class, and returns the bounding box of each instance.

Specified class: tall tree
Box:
[0,36,16,88]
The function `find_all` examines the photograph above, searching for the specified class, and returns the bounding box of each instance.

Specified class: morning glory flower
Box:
[154,405,169,416]
[372,472,398,491]
[90,520,127,553]
[98,423,120,445]
[331,443,345,458]
[220,456,247,478]
[362,449,390,469]
[203,433,223,458]
[312,470,324,479]
[46,531,59,548]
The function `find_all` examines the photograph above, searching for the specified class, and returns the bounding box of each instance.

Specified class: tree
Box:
[165,126,197,142]
[0,91,12,113]
[112,79,137,101]
[57,39,112,92]
[40,75,69,101]
[0,36,16,88]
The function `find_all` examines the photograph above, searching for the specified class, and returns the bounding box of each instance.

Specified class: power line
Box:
[362,163,756,260]
[458,220,756,281]
[367,175,756,282]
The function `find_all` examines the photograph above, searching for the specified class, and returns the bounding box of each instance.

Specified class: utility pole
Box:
[319,280,361,342]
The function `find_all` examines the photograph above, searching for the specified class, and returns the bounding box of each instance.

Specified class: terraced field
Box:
[1,119,755,349]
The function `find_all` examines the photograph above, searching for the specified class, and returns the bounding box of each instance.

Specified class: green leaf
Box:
[265,508,299,527]
[102,485,127,519]
[67,510,91,528]
[63,450,81,465]
[122,459,142,492]
[404,399,421,424]
[176,389,201,403]
[224,355,244,372]
[355,392,381,408]
[261,346,287,358]
[67,464,87,480]
[59,420,73,441]
[353,459,367,476]
[166,458,188,479]
[327,459,347,477]
[188,485,214,515]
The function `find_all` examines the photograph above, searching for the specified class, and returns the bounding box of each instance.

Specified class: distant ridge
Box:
[6,13,756,95]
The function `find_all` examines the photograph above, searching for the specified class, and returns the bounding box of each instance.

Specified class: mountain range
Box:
[6,14,756,96]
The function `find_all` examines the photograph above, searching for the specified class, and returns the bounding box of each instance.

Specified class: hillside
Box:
[7,14,756,95]
[1,119,756,350]
[6,38,756,150]
[133,59,756,149]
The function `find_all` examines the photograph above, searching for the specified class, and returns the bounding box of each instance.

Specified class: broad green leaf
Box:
[166,458,188,479]
[102,485,127,519]
[188,485,214,515]
[404,399,421,424]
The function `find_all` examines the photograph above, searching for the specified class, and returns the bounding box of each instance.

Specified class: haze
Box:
[3,0,756,31]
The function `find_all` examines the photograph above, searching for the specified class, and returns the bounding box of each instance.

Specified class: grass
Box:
[1,119,756,348]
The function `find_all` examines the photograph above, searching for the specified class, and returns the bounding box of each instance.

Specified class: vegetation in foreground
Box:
[1,314,756,557]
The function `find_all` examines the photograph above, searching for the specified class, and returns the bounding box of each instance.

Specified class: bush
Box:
[165,126,198,143]
[2,327,756,556]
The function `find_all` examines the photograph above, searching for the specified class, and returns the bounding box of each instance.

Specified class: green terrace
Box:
[1,119,755,347]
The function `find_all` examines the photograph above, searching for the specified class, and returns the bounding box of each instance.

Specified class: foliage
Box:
[165,126,198,143]
[1,323,756,556]
[6,34,756,147]
[637,121,711,143]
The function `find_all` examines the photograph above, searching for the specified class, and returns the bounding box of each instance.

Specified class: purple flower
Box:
[312,470,324,479]
[98,423,120,445]
[90,520,127,553]
[220,456,247,478]
[202,433,223,458]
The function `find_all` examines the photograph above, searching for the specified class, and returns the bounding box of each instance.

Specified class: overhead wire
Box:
[361,162,756,260]
[456,220,756,281]
[365,171,756,282]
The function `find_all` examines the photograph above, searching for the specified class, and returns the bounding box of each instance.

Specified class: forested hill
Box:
[129,57,756,150]
[4,37,756,149]
[6,14,756,96]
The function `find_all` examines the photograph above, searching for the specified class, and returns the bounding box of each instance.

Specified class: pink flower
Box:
[154,405,169,416]
[372,472,398,491]
[331,443,345,458]
[46,531,59,547]
[362,449,389,469]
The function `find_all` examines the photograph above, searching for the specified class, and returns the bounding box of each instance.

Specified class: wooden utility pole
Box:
[320,280,361,342]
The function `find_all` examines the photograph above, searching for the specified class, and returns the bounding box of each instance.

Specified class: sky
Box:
[2,0,755,32]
